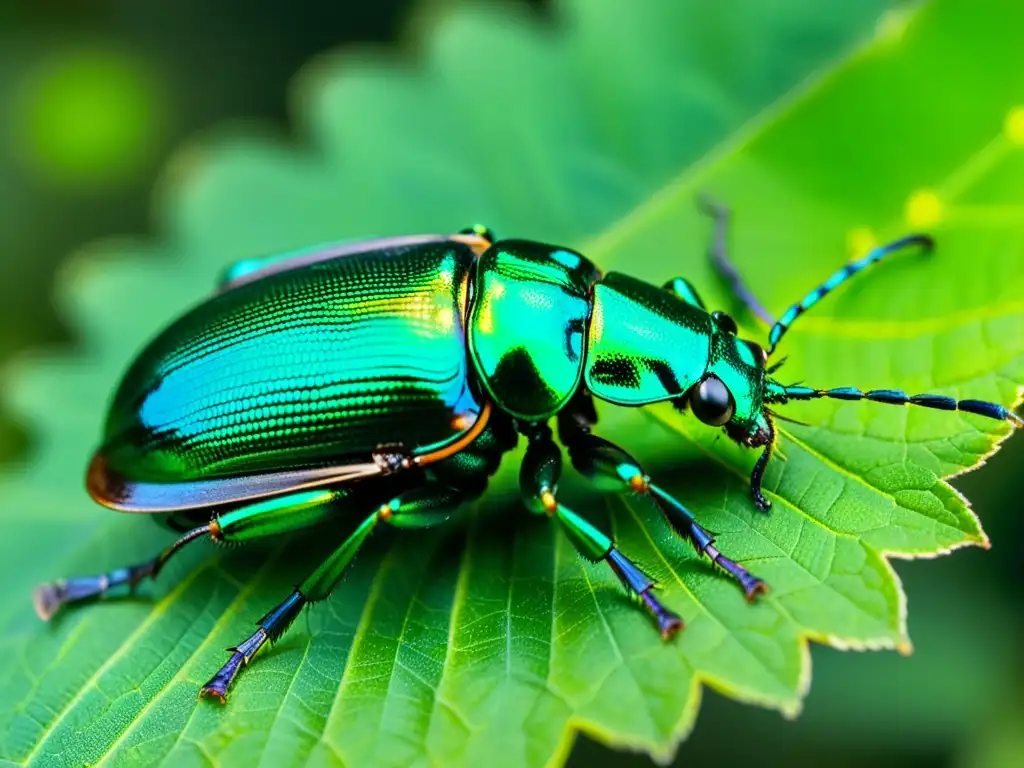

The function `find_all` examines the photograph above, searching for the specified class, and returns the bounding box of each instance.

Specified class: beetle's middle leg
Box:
[199,479,482,703]
[557,396,767,602]
[518,421,684,638]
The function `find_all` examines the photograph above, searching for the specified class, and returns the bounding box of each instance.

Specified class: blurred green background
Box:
[0,1,1020,766]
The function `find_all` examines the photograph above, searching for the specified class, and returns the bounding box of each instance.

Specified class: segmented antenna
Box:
[768,383,1023,427]
[767,235,934,356]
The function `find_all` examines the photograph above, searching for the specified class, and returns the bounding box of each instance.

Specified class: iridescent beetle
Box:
[34,200,1022,702]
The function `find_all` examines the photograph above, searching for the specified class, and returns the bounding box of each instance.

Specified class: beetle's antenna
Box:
[697,194,776,326]
[766,381,1024,428]
[766,235,934,356]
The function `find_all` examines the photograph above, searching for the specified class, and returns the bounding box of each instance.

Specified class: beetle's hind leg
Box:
[696,194,776,327]
[558,404,766,602]
[199,481,478,703]
[32,488,357,621]
[518,422,684,638]
[33,525,209,621]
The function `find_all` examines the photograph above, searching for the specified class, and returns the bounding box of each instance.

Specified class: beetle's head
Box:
[682,234,1024,513]
[587,253,1021,514]
[680,308,773,450]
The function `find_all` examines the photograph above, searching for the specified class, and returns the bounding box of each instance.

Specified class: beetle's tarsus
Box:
[28,530,207,621]
[640,589,685,639]
[735,568,768,602]
[32,582,66,622]
[705,544,767,601]
[752,491,772,513]
[198,689,227,705]
[744,578,769,603]
[200,649,247,703]
[199,622,276,700]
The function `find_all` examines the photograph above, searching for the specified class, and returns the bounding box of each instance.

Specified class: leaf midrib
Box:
[581,8,912,264]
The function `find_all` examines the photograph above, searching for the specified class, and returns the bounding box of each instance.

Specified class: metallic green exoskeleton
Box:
[34,201,1022,703]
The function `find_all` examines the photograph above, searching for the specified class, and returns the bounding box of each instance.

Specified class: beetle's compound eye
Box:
[711,310,738,335]
[690,375,735,426]
[746,340,768,366]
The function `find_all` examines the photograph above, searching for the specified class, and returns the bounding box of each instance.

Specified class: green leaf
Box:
[2,0,1023,766]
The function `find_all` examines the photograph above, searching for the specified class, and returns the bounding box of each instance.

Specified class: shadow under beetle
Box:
[34,199,1022,702]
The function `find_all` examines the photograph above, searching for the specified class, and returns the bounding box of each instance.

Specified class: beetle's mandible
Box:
[33,199,1022,702]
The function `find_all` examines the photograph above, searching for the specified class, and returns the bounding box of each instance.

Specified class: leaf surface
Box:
[2,0,1023,766]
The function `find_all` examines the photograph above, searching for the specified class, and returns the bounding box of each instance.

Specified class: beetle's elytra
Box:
[34,200,1021,703]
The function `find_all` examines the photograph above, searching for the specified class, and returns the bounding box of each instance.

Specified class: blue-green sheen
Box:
[584,272,713,405]
[216,489,344,542]
[707,332,765,426]
[469,240,600,420]
[100,242,481,482]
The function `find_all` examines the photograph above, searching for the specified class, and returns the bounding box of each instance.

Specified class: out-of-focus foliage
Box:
[1,1,1024,767]
[11,47,163,189]
[0,0,413,463]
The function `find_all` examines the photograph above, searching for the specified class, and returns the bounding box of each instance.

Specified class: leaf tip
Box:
[896,639,914,656]
[779,698,804,721]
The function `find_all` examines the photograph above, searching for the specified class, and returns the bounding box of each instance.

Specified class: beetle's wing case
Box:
[92,238,490,511]
[219,233,491,292]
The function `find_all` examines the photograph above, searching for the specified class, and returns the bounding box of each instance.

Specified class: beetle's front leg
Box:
[518,423,684,638]
[33,488,355,621]
[200,481,473,703]
[558,404,766,601]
